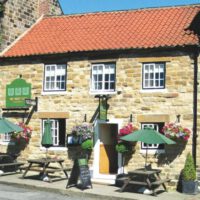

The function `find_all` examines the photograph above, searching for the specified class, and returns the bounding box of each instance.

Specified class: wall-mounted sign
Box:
[6,78,31,108]
[99,98,107,120]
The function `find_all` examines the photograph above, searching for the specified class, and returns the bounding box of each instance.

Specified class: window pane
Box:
[105,74,109,81]
[160,80,164,86]
[99,75,102,81]
[110,82,115,90]
[98,83,102,90]
[105,82,109,89]
[145,80,148,87]
[93,75,97,81]
[155,80,159,86]
[110,74,115,81]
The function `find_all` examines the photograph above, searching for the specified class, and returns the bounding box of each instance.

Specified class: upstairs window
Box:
[91,63,116,94]
[143,63,165,89]
[44,64,66,92]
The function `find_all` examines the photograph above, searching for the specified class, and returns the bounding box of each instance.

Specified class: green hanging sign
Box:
[6,78,31,108]
[99,98,107,120]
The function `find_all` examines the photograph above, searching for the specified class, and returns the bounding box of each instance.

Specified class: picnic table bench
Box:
[0,154,24,174]
[118,168,171,196]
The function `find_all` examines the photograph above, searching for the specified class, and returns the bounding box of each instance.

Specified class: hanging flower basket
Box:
[162,122,191,142]
[116,123,138,153]
[11,122,32,144]
[71,123,93,143]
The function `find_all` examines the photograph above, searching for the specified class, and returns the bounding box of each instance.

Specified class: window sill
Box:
[40,146,67,151]
[89,91,117,96]
[140,149,165,154]
[0,141,15,146]
[41,91,67,96]
[140,89,167,93]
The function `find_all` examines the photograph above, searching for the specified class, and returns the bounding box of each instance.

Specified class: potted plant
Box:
[182,153,198,194]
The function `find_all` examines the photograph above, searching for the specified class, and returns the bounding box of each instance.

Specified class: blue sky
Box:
[59,0,200,14]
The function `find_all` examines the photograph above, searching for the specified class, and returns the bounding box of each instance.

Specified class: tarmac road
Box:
[0,184,96,200]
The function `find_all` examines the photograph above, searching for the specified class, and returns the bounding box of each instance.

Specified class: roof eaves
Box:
[2,43,199,59]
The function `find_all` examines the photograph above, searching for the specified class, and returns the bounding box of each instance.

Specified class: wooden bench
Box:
[0,162,25,174]
[20,166,69,174]
[151,178,170,186]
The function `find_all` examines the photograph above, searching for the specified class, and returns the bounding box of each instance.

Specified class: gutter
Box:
[192,48,199,167]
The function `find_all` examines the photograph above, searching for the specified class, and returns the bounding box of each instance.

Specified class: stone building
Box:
[0,5,199,189]
[0,0,62,51]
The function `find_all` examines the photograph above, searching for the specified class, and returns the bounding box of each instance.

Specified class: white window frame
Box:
[143,63,165,89]
[91,63,116,94]
[43,64,66,92]
[42,119,59,146]
[140,123,165,154]
[141,124,159,149]
[0,133,11,143]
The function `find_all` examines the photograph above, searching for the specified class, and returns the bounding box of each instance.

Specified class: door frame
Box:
[92,119,123,179]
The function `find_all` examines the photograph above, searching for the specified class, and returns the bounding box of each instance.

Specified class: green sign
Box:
[6,78,31,108]
[78,158,88,166]
[99,99,107,120]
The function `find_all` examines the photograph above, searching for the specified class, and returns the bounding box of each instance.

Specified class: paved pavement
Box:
[0,172,199,200]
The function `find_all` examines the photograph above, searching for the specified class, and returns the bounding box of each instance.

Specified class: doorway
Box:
[99,123,118,174]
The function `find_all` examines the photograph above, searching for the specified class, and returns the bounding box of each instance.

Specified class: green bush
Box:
[115,142,130,154]
[182,153,196,181]
[81,139,93,150]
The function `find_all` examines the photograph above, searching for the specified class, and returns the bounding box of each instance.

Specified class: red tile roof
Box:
[1,5,200,58]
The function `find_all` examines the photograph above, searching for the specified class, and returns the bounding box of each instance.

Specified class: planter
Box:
[182,180,198,194]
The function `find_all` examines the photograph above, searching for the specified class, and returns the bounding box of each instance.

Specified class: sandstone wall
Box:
[0,0,62,51]
[0,52,196,189]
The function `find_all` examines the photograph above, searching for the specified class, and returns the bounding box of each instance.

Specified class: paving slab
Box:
[0,172,199,200]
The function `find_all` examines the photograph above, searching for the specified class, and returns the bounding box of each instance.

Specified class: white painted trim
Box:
[0,141,15,146]
[40,146,67,151]
[140,149,165,154]
[89,91,117,95]
[140,89,168,93]
[92,118,124,180]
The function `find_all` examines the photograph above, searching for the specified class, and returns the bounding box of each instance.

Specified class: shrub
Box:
[182,153,196,181]
[81,139,93,150]
[115,142,131,154]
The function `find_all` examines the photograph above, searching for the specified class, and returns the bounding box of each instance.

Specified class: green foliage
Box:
[81,139,93,150]
[115,142,131,154]
[0,3,4,13]
[182,153,196,181]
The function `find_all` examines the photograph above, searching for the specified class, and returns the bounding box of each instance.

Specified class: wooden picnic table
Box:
[22,158,69,182]
[119,168,170,196]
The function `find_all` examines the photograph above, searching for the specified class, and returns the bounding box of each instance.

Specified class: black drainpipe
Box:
[192,48,199,167]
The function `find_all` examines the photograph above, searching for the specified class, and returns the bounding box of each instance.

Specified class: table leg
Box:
[58,161,68,178]
[119,178,130,192]
[22,163,32,178]
[146,177,157,196]
[155,173,168,192]
[41,162,52,183]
